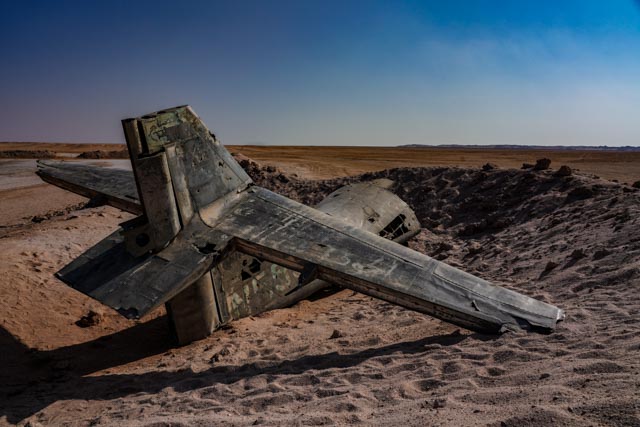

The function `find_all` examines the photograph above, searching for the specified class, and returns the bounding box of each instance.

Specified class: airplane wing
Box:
[36,160,141,214]
[208,187,564,333]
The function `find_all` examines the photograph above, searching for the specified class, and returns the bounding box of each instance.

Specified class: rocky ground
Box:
[1,157,639,426]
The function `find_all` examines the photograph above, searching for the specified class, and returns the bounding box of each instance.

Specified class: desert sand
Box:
[1,147,639,426]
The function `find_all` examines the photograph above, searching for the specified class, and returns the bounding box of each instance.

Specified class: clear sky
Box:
[1,1,639,146]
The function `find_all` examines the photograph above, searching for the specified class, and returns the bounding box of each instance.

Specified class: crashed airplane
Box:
[37,105,564,345]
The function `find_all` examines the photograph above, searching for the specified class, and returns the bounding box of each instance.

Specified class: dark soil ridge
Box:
[0,149,129,159]
[241,155,637,236]
[76,150,129,159]
[0,150,57,159]
[239,155,640,301]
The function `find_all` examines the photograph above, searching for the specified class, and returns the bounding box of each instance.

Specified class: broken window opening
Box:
[135,233,150,247]
[197,242,217,254]
[379,214,409,240]
[241,258,262,281]
[248,258,261,273]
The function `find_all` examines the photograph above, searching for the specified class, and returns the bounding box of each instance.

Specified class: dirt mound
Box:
[76,149,129,159]
[245,159,640,291]
[0,150,57,159]
[555,165,573,177]
[534,158,552,170]
[1,157,639,426]
[244,157,636,232]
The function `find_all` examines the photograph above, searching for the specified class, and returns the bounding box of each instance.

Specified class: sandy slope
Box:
[1,158,639,426]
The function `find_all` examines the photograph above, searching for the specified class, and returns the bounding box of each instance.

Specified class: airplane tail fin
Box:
[121,106,253,253]
[51,106,252,318]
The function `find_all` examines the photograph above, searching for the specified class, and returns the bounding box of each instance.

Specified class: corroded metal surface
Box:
[216,187,563,332]
[214,180,420,322]
[315,179,420,241]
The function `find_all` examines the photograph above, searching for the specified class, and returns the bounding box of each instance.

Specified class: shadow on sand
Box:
[1,317,490,424]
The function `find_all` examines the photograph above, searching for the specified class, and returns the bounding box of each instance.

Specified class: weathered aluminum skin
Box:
[315,179,419,240]
[213,180,421,323]
[37,105,565,334]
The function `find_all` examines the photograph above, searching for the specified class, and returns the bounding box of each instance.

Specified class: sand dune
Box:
[1,156,639,426]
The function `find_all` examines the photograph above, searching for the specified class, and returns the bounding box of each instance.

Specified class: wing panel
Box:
[57,220,231,318]
[36,160,141,214]
[212,187,564,333]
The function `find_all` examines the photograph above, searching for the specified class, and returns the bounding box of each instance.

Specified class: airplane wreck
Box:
[37,105,564,345]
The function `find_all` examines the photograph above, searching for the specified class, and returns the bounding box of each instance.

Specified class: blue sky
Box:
[1,1,639,146]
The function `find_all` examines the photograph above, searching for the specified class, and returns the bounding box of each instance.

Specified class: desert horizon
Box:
[2,141,639,183]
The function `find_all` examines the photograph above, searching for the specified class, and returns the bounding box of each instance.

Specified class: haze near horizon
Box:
[1,0,639,147]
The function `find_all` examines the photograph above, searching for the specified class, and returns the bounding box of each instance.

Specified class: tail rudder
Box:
[122,106,253,252]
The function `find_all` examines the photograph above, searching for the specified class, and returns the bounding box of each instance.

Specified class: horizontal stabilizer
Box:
[57,220,231,318]
[37,160,140,214]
